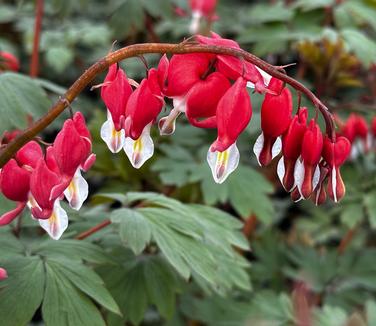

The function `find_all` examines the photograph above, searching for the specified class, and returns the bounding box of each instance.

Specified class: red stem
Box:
[75,219,111,240]
[30,0,44,77]
[0,42,336,168]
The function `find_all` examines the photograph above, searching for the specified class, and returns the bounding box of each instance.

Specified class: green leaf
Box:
[42,260,106,326]
[313,305,348,326]
[340,202,363,228]
[45,46,74,73]
[48,259,121,315]
[202,166,274,223]
[0,72,51,134]
[34,239,112,264]
[364,191,376,229]
[0,256,45,326]
[144,256,180,318]
[111,208,152,255]
[341,29,376,67]
[366,300,376,326]
[247,2,294,24]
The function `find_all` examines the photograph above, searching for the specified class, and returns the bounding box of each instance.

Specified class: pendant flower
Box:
[100,64,132,153]
[322,136,351,202]
[294,120,323,199]
[208,77,252,183]
[253,77,293,166]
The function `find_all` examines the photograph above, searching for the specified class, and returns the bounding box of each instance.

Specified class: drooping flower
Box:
[294,119,323,199]
[277,108,308,192]
[124,72,164,168]
[100,64,132,153]
[196,32,271,93]
[322,136,351,202]
[49,115,94,210]
[0,141,43,226]
[340,113,370,158]
[29,158,68,239]
[189,0,217,34]
[253,77,293,166]
[0,51,20,72]
[207,77,252,183]
[185,71,231,128]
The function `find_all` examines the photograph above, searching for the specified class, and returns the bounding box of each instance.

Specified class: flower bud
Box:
[322,136,351,202]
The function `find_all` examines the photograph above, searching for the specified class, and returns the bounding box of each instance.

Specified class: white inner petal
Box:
[207,142,240,184]
[124,123,154,169]
[64,169,89,211]
[189,11,202,34]
[252,133,264,166]
[312,164,321,192]
[277,156,286,190]
[38,200,68,240]
[100,112,125,154]
[332,167,338,203]
[158,108,181,136]
[271,136,282,159]
[294,158,305,196]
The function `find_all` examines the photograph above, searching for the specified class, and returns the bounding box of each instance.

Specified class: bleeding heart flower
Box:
[294,119,323,199]
[185,72,231,128]
[0,159,30,225]
[253,77,293,166]
[0,141,43,226]
[197,32,271,93]
[100,64,132,153]
[124,76,164,168]
[322,136,351,202]
[208,77,252,183]
[0,51,20,72]
[159,53,211,135]
[277,108,308,192]
[340,113,370,158]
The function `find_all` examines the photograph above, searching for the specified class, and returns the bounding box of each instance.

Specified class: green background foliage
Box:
[0,0,376,325]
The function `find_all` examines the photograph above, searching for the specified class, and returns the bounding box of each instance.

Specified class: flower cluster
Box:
[254,98,351,204]
[99,33,352,205]
[0,112,95,239]
[100,33,268,183]
[335,113,376,158]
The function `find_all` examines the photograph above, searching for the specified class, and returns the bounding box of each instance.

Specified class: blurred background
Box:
[1,0,376,325]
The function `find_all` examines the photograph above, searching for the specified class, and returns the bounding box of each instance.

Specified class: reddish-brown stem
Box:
[0,42,336,168]
[75,219,111,240]
[30,0,44,77]
[337,226,357,255]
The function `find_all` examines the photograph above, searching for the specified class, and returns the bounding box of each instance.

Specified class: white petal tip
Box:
[124,124,154,169]
[100,117,125,154]
[253,133,264,166]
[207,143,240,184]
[38,201,68,240]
